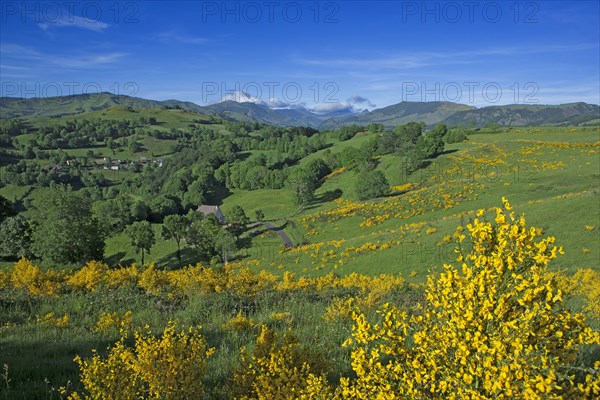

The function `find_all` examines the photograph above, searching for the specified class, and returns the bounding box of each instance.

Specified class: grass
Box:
[95,126,600,278]
[1,125,599,399]
[230,126,600,278]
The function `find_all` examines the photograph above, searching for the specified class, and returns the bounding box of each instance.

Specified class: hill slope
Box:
[2,94,598,128]
[319,101,475,129]
[442,102,600,127]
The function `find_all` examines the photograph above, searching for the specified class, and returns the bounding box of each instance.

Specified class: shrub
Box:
[70,322,214,399]
[354,170,390,200]
[338,199,600,398]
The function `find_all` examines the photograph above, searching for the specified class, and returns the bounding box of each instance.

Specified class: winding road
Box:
[250,221,294,248]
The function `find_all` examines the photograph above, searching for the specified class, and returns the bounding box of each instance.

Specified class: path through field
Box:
[250,221,294,247]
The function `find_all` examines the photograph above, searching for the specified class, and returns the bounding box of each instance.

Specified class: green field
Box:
[1,122,599,399]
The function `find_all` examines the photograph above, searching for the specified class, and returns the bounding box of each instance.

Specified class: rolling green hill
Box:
[441,102,600,127]
[4,94,598,128]
[319,101,476,129]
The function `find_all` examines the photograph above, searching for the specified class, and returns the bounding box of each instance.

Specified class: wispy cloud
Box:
[156,31,209,44]
[0,44,126,69]
[295,44,599,70]
[38,14,109,32]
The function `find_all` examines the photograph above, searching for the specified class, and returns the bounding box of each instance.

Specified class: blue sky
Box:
[1,1,599,111]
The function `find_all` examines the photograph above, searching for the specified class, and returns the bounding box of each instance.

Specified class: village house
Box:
[197,204,226,225]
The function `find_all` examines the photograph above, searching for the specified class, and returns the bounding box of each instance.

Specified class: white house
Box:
[197,205,226,225]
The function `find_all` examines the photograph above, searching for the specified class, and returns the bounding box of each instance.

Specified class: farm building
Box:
[197,205,226,225]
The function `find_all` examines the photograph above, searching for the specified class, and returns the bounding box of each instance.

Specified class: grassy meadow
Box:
[1,120,599,398]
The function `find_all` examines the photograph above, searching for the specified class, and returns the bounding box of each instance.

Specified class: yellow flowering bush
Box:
[339,198,600,399]
[71,321,214,400]
[36,312,69,328]
[568,268,600,318]
[270,312,292,325]
[323,297,358,322]
[93,311,133,334]
[223,312,255,332]
[0,270,8,290]
[67,260,108,291]
[104,264,140,288]
[137,264,170,296]
[10,257,62,297]
[232,324,331,400]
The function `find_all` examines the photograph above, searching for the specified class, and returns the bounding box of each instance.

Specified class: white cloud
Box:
[295,44,599,70]
[0,43,126,69]
[156,31,209,45]
[38,15,109,32]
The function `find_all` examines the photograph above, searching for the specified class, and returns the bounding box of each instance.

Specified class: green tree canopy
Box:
[0,215,32,259]
[126,221,155,265]
[31,185,105,265]
[161,214,188,267]
[355,169,390,200]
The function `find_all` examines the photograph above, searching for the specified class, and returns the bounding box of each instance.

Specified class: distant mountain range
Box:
[1,93,598,128]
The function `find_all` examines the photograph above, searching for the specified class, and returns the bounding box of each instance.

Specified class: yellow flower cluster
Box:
[69,322,214,400]
[231,325,331,399]
[324,166,347,180]
[389,182,415,192]
[67,260,107,291]
[10,258,62,297]
[520,140,600,155]
[322,297,357,322]
[222,312,255,332]
[3,258,407,303]
[36,312,70,328]
[303,180,482,229]
[338,198,600,398]
[93,311,133,334]
[549,268,600,318]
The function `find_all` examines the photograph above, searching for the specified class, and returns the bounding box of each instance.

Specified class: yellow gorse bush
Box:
[56,198,599,398]
[338,198,600,399]
[70,321,214,400]
[10,257,62,297]
[232,324,331,400]
[223,312,255,332]
[67,260,108,291]
[36,312,69,328]
[93,311,133,334]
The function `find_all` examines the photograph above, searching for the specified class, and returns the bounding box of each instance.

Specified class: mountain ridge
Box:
[1,93,598,128]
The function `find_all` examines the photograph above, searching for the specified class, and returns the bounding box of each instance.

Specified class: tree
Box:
[419,123,446,158]
[255,209,265,222]
[161,214,188,267]
[0,195,14,223]
[355,169,390,200]
[126,221,155,265]
[149,195,179,223]
[31,186,105,264]
[214,229,237,263]
[0,215,32,259]
[288,168,316,209]
[444,129,468,144]
[227,205,250,239]
[185,212,220,261]
[395,122,424,145]
[128,141,142,153]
